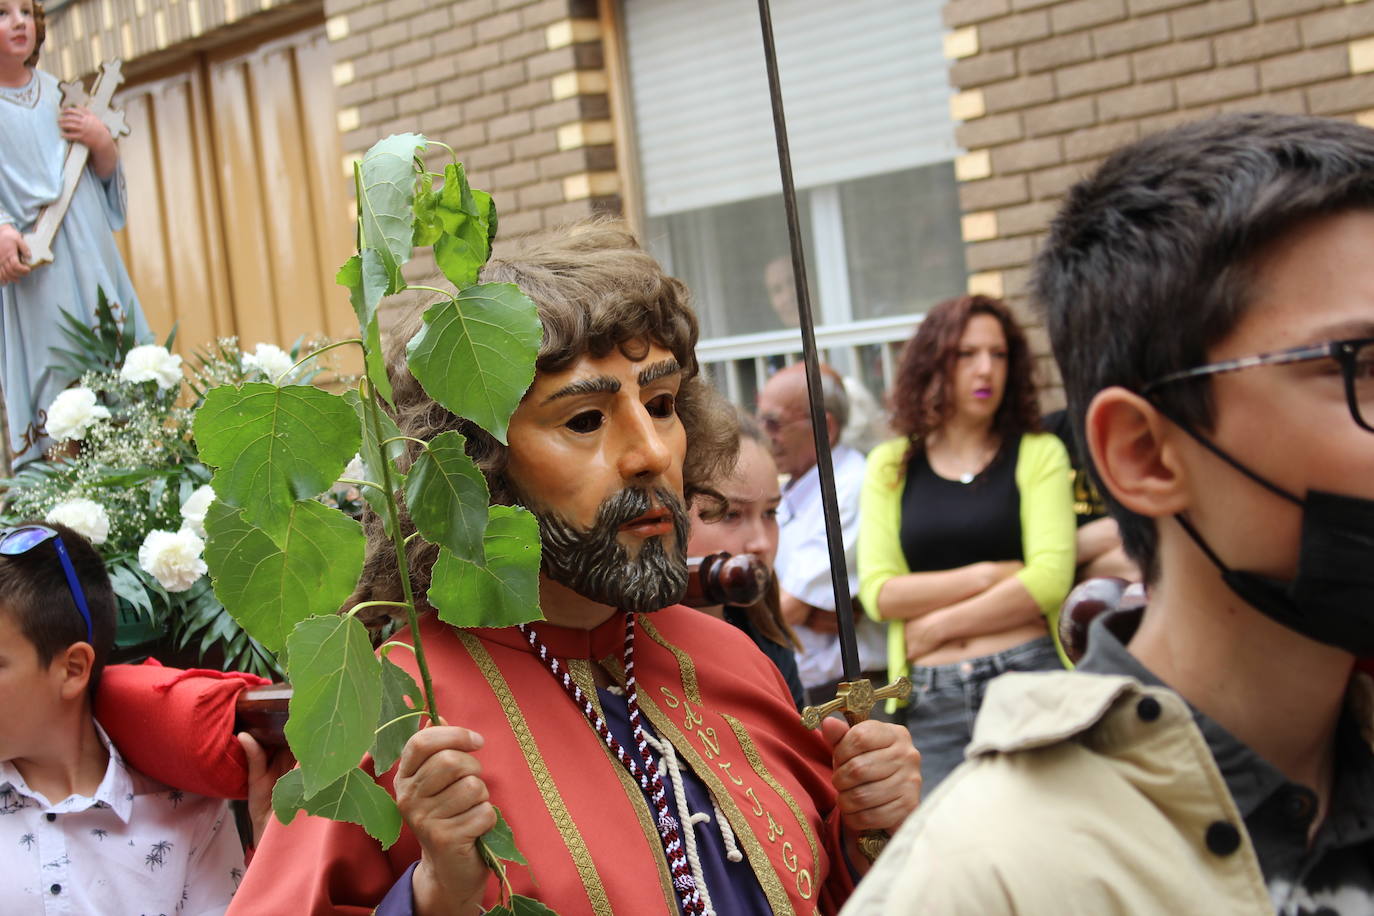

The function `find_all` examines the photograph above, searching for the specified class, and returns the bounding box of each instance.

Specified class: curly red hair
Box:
[889,294,1041,448]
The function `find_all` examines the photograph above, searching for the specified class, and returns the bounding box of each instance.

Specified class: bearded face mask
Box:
[519,484,691,615]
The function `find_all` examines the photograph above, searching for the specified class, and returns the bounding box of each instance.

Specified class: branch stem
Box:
[362,379,441,722]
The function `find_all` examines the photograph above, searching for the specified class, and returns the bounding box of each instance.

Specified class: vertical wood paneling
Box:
[114,21,350,360]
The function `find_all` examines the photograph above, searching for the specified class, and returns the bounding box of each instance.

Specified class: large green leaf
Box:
[372,656,423,776]
[479,807,527,866]
[489,896,559,916]
[363,314,395,407]
[204,500,364,654]
[406,283,541,444]
[404,430,489,562]
[357,133,425,292]
[429,506,542,628]
[286,614,382,796]
[432,163,491,290]
[272,767,402,848]
[195,384,360,537]
[337,248,390,333]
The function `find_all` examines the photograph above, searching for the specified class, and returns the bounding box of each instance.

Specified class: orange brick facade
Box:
[944,0,1374,345]
[324,0,621,248]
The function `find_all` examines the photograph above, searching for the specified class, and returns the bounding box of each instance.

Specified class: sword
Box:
[753,0,910,859]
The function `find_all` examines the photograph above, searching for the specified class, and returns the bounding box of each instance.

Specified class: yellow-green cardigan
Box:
[857,433,1076,704]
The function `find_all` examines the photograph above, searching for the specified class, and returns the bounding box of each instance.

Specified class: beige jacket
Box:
[841,671,1374,915]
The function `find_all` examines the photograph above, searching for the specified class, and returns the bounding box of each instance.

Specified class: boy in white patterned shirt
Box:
[0,520,243,914]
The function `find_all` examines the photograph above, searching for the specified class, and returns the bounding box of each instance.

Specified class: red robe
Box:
[227,607,855,915]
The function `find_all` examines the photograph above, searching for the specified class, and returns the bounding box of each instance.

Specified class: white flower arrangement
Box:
[45,498,111,545]
[45,387,111,441]
[242,343,297,385]
[120,345,184,390]
[179,484,216,538]
[6,330,342,678]
[138,528,208,593]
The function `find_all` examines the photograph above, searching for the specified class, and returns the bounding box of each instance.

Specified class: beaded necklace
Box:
[519,614,705,914]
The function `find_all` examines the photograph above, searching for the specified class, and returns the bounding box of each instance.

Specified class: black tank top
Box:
[898,438,1023,573]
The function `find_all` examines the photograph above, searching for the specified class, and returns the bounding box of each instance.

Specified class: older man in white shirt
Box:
[757,363,888,707]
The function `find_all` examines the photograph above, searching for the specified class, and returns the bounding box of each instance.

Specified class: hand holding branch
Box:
[395,725,497,916]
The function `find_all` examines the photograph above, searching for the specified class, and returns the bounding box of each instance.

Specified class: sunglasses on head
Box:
[0,525,93,643]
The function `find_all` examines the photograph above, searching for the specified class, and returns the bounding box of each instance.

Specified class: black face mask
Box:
[1167,418,1374,656]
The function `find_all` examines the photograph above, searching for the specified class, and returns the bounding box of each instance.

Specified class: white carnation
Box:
[179,484,217,538]
[243,343,296,384]
[138,528,207,592]
[120,345,183,389]
[45,387,111,441]
[44,498,111,545]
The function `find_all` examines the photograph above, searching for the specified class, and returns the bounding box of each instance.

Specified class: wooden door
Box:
[115,23,356,362]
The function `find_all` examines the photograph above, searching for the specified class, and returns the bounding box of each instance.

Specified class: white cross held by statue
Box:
[21,58,130,268]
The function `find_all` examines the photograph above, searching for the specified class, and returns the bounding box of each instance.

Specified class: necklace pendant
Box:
[959,471,975,484]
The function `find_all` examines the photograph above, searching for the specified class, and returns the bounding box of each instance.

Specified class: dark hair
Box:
[0,521,116,695]
[350,220,739,624]
[889,294,1040,448]
[1034,112,1374,581]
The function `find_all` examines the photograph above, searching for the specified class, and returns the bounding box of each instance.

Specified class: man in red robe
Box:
[226,222,921,916]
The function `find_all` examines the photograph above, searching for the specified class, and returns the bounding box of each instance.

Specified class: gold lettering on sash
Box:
[658,686,680,708]
[697,726,720,759]
[681,700,704,729]
[797,868,813,899]
[781,841,797,872]
[745,787,764,816]
[717,761,745,785]
[766,811,784,842]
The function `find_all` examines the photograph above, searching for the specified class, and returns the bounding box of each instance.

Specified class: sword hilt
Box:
[801,675,912,861]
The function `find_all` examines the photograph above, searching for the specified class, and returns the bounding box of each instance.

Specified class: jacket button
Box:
[1136,696,1161,722]
[45,813,56,822]
[1206,821,1241,855]
[50,884,61,895]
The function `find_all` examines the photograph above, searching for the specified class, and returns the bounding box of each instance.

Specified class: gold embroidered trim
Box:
[606,654,796,916]
[566,658,676,906]
[723,714,821,868]
[457,632,612,915]
[639,615,701,705]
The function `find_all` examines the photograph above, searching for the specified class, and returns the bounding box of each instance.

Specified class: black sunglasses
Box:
[0,525,94,643]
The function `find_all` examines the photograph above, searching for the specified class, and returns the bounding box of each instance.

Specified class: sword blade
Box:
[755,0,861,681]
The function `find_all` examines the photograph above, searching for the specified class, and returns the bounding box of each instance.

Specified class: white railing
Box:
[696,313,924,409]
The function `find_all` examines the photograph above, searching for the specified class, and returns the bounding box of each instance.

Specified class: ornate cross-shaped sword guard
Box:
[801,675,910,730]
[801,675,912,861]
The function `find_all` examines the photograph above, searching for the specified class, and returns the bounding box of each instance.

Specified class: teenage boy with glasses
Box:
[843,113,1374,915]
[0,521,244,914]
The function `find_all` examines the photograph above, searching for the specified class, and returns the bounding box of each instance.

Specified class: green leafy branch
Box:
[194,135,549,906]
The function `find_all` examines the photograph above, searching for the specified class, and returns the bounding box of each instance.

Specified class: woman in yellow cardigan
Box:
[859,295,1075,793]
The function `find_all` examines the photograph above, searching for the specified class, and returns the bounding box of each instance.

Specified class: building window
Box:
[622,0,967,368]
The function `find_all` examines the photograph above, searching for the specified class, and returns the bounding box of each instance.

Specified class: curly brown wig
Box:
[889,294,1040,450]
[349,219,739,626]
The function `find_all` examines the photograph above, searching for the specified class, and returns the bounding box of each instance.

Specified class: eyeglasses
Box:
[1142,336,1374,434]
[757,412,810,435]
[0,525,93,643]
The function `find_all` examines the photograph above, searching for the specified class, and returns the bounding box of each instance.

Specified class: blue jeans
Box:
[904,635,1062,795]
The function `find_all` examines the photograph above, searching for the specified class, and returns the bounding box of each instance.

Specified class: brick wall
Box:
[323,0,621,273]
[942,0,1374,381]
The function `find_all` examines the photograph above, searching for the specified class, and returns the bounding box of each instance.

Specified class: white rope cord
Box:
[643,731,717,916]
